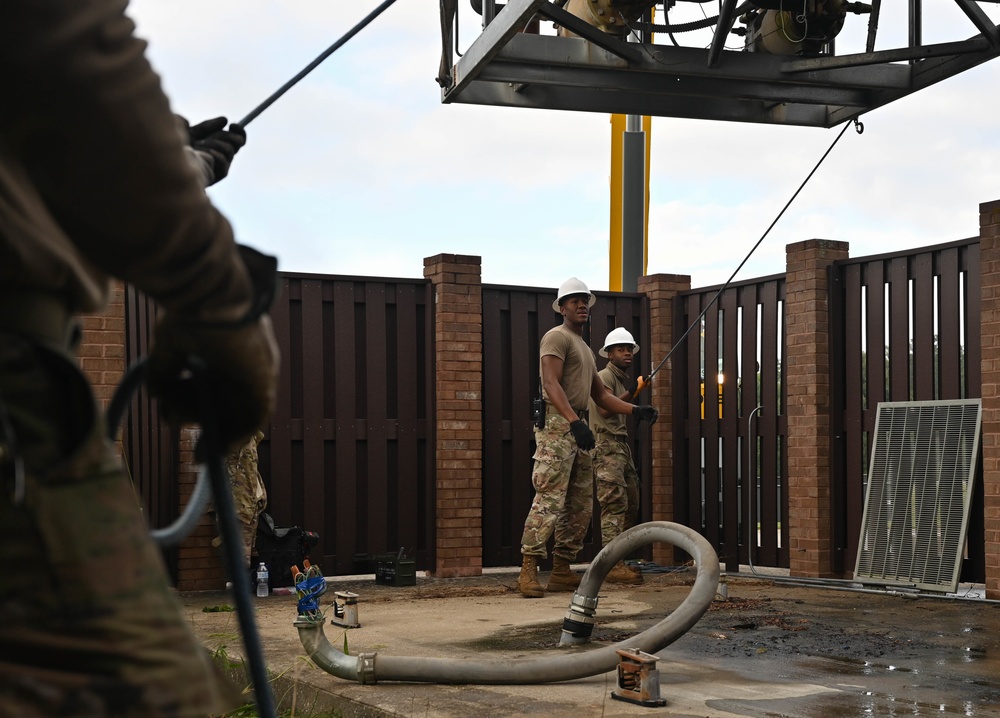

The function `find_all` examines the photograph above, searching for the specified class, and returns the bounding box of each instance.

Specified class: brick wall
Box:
[424,254,484,577]
[174,426,220,590]
[979,199,1000,599]
[784,239,850,578]
[638,273,691,566]
[78,287,220,591]
[79,282,126,416]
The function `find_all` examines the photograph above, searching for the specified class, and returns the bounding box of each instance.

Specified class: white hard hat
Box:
[600,327,639,357]
[552,277,596,312]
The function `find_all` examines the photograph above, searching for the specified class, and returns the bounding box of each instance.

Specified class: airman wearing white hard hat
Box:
[552,277,596,312]
[600,327,639,358]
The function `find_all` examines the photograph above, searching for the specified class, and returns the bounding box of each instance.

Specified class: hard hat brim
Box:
[552,293,596,312]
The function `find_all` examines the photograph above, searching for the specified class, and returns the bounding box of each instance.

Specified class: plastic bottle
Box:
[256,562,269,597]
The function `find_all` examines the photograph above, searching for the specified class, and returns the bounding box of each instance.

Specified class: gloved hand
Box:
[146,247,279,454]
[569,419,595,450]
[632,405,659,425]
[187,117,247,185]
[626,375,648,399]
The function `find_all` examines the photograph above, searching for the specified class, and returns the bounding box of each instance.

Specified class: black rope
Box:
[239,0,400,127]
[645,118,860,384]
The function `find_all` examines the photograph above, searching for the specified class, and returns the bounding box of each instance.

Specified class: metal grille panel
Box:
[854,400,982,593]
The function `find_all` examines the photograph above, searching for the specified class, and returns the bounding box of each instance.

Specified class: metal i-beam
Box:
[781,37,993,72]
[953,0,1000,45]
[443,0,546,97]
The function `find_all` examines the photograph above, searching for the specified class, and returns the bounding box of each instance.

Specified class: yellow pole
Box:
[609,8,654,292]
[609,114,652,291]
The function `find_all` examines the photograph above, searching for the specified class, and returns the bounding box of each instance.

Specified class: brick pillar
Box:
[638,273,691,566]
[785,239,849,578]
[175,426,218,591]
[78,282,127,415]
[78,282,127,463]
[424,254,484,577]
[979,199,1000,599]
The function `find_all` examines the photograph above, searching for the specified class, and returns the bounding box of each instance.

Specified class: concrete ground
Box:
[181,565,1000,717]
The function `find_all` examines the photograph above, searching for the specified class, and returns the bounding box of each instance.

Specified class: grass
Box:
[208,645,349,718]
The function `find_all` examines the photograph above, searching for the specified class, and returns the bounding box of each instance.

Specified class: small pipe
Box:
[745,405,763,575]
[727,571,1000,604]
[297,522,720,684]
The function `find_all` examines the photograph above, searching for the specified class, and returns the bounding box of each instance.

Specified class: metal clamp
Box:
[611,648,667,708]
[331,591,361,628]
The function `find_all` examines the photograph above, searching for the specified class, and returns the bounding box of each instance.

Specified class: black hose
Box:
[632,1,754,34]
[107,358,277,718]
[106,361,212,547]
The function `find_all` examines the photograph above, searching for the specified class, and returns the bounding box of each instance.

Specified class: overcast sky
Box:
[127,0,1000,292]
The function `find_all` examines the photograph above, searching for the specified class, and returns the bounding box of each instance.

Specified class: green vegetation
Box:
[208,645,350,718]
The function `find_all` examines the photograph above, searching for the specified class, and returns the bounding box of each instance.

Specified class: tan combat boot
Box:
[517,555,544,598]
[606,560,643,585]
[546,556,581,592]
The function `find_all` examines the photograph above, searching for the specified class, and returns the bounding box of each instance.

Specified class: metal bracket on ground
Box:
[610,648,667,708]
[331,591,361,628]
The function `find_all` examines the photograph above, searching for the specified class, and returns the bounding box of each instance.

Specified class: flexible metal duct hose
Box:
[297,521,719,684]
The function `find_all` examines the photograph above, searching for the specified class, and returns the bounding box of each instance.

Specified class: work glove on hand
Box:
[632,405,659,425]
[188,116,247,185]
[146,247,279,454]
[569,419,596,450]
[626,375,649,399]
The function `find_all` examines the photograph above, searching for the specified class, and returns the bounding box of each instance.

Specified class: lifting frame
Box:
[439,0,1000,127]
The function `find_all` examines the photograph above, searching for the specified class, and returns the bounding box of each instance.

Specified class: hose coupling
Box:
[559,591,600,646]
[358,652,377,684]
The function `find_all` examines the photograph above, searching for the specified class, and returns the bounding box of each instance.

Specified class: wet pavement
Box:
[181,566,1000,717]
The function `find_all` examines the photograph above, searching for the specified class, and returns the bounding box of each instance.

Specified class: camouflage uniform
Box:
[520,325,597,561]
[0,3,260,714]
[0,335,240,717]
[220,430,267,568]
[590,362,640,546]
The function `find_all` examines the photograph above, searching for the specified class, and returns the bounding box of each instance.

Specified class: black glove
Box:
[146,246,279,454]
[569,420,595,450]
[188,117,247,185]
[632,405,659,425]
[626,375,648,399]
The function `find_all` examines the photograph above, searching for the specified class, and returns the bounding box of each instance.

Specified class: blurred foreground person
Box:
[0,2,279,716]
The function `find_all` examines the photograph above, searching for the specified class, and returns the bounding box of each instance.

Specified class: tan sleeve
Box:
[1,0,252,321]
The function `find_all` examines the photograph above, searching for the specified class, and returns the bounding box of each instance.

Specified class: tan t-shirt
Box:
[540,324,597,412]
[590,362,629,437]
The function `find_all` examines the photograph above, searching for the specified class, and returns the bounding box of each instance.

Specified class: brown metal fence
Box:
[828,237,984,579]
[123,243,984,581]
[122,285,179,576]
[672,275,788,572]
[481,286,649,568]
[267,274,436,575]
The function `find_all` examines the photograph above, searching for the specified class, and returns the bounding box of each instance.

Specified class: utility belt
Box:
[0,290,79,353]
[594,428,630,443]
[546,403,588,422]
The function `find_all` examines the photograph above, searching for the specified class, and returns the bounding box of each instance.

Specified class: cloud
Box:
[129,0,1000,293]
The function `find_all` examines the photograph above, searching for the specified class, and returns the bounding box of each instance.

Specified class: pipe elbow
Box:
[295,618,374,682]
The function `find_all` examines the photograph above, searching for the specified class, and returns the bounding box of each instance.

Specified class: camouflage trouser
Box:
[593,433,639,547]
[520,413,593,560]
[0,332,239,718]
[220,432,267,569]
